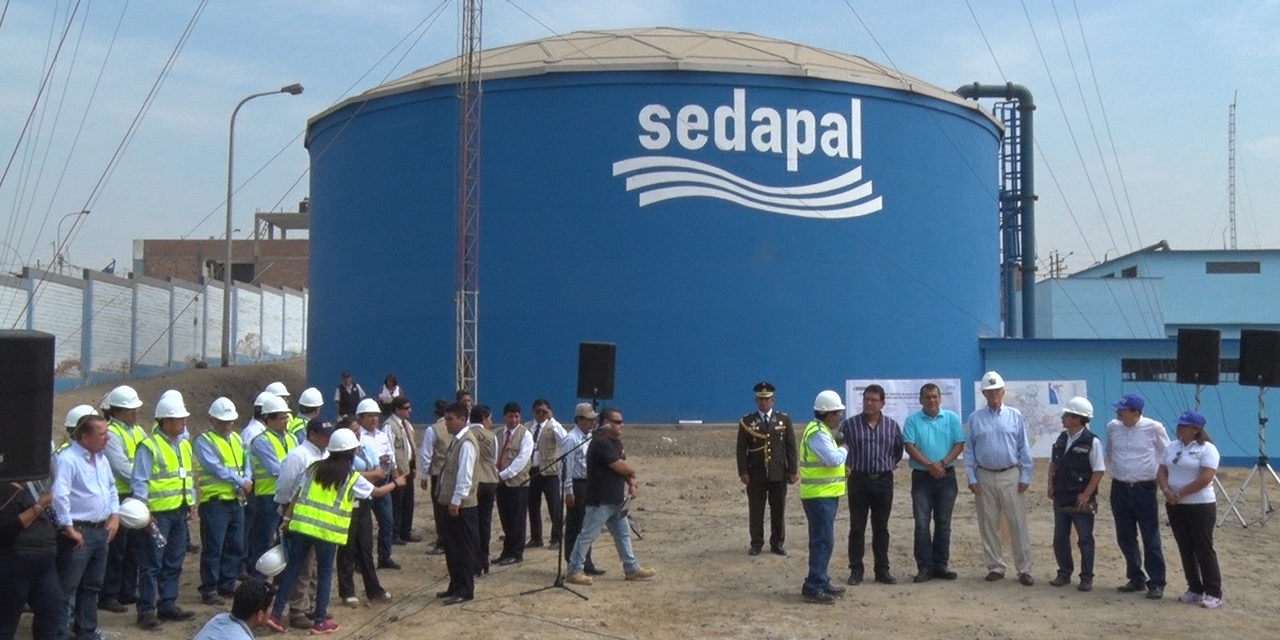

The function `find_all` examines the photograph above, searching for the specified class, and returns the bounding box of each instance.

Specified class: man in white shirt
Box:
[274,419,332,630]
[436,402,479,605]
[561,403,604,575]
[1104,393,1169,600]
[355,398,399,569]
[492,402,533,565]
[384,396,420,544]
[525,399,566,548]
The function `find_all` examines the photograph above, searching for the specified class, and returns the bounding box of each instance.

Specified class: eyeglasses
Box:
[1173,451,1183,464]
[399,406,412,412]
[604,418,623,425]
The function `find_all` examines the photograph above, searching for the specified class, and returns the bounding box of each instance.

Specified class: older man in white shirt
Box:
[355,399,398,569]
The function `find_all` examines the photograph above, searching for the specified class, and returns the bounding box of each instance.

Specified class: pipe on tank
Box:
[955,82,1036,338]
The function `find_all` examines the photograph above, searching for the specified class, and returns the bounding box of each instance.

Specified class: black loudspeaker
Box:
[0,330,55,482]
[577,342,616,399]
[1176,328,1221,386]
[1239,330,1280,388]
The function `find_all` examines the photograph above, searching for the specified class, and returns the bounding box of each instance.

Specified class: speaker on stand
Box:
[1224,330,1280,527]
[0,330,55,483]
[576,342,616,411]
[1174,329,1244,526]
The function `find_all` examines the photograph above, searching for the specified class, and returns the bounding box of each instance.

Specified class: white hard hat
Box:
[106,385,143,410]
[260,394,290,415]
[1062,396,1094,419]
[255,543,288,577]
[298,387,324,409]
[155,395,190,420]
[327,429,360,452]
[980,371,1006,391]
[159,389,183,403]
[355,398,381,415]
[253,391,275,408]
[265,381,290,397]
[119,498,151,529]
[208,397,239,422]
[813,390,846,413]
[64,404,98,429]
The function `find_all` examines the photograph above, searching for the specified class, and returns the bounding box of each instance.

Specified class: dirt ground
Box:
[39,360,1280,639]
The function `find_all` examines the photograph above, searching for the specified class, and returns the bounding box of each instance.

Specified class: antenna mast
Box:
[455,0,482,397]
[1228,91,1237,250]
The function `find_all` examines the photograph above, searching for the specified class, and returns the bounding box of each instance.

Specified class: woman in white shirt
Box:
[1156,410,1223,609]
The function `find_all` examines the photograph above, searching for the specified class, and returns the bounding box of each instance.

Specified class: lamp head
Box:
[280,83,304,95]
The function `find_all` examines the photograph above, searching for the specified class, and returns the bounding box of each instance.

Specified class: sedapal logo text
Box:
[612,88,883,219]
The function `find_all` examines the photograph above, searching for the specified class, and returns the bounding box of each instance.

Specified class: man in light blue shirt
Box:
[194,397,253,605]
[902,382,964,583]
[965,371,1034,586]
[52,414,120,640]
[191,579,275,640]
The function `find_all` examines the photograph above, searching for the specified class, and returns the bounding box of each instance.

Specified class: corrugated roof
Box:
[310,27,990,125]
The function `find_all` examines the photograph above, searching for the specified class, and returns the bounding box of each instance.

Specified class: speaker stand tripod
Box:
[1191,385,1244,526]
[1222,387,1280,527]
[518,427,593,601]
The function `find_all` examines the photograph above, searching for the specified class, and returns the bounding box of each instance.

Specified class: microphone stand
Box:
[518,428,595,601]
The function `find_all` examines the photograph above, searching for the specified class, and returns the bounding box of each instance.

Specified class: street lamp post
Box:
[55,209,90,274]
[221,83,303,367]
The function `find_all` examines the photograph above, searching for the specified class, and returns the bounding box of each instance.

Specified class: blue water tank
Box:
[305,28,1001,421]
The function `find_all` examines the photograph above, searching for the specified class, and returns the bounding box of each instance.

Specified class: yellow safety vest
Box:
[253,430,297,497]
[197,430,245,502]
[286,414,307,438]
[108,418,148,494]
[140,434,196,512]
[799,421,846,499]
[288,467,359,545]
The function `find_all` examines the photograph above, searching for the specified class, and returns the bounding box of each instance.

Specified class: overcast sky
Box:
[0,0,1275,276]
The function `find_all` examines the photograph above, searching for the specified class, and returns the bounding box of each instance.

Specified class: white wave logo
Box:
[613,89,883,219]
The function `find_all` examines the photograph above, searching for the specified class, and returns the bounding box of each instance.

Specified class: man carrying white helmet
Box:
[1048,397,1105,592]
[100,385,149,613]
[247,395,297,580]
[240,385,284,575]
[130,394,197,629]
[193,397,252,605]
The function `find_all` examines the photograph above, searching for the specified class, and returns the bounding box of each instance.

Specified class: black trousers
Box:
[1167,502,1222,598]
[495,484,529,561]
[429,474,446,547]
[527,472,563,543]
[337,501,384,599]
[847,472,894,576]
[563,478,595,571]
[441,505,478,599]
[0,551,61,640]
[391,473,416,540]
[746,478,787,549]
[475,483,497,572]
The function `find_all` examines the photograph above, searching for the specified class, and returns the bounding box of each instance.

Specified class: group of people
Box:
[737,373,1224,610]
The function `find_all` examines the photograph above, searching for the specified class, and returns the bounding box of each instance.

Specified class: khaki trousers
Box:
[974,466,1032,575]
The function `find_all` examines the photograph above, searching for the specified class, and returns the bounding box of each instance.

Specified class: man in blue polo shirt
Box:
[902,383,965,583]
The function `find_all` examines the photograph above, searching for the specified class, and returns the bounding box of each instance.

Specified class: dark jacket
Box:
[736,411,797,482]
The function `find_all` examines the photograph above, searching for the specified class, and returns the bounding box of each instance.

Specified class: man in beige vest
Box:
[435,402,478,605]
[469,405,499,576]
[384,396,420,544]
[418,399,451,555]
[526,399,566,548]
[493,402,533,565]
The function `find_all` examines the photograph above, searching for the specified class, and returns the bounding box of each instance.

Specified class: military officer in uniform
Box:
[736,381,798,556]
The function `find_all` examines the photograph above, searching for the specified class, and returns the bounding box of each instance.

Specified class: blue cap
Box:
[1111,394,1145,412]
[1176,410,1206,428]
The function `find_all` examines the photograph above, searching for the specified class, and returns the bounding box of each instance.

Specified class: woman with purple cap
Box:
[1157,410,1223,609]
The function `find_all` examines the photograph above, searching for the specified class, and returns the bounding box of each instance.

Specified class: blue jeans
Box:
[568,503,638,575]
[246,495,279,579]
[911,468,958,572]
[1052,507,1095,579]
[801,497,838,596]
[1110,482,1165,587]
[0,551,62,640]
[56,525,109,638]
[138,508,188,616]
[372,493,394,563]
[272,532,336,624]
[198,500,245,595]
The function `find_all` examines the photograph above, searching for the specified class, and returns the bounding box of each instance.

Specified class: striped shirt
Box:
[839,413,904,473]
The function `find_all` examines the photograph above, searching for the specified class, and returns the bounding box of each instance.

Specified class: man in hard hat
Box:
[275,419,333,630]
[565,407,655,587]
[130,394,197,628]
[435,402,481,605]
[56,405,98,454]
[418,398,451,555]
[1048,396,1105,592]
[191,578,275,640]
[239,388,280,575]
[1105,393,1169,600]
[247,395,297,580]
[101,385,149,613]
[52,413,120,640]
[354,398,399,570]
[525,399,566,550]
[902,383,965,583]
[194,397,252,605]
[561,403,604,575]
[334,372,366,418]
[795,390,848,604]
[490,402,532,566]
[964,371,1035,586]
[736,381,798,557]
[840,384,904,585]
[290,387,325,439]
[384,396,421,544]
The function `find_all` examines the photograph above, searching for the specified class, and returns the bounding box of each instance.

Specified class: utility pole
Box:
[455,0,482,397]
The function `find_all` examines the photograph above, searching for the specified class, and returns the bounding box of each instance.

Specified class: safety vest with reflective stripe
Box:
[288,467,359,545]
[197,430,245,502]
[140,434,196,512]
[799,421,846,499]
[107,419,148,494]
[253,429,297,497]
[286,414,306,438]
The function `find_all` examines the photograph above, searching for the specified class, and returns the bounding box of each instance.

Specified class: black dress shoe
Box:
[426,545,446,556]
[770,546,787,556]
[496,556,520,566]
[547,538,561,548]
[748,547,762,556]
[874,574,898,585]
[1117,582,1144,593]
[436,590,455,598]
[98,598,127,613]
[392,538,406,546]
[378,559,402,570]
[584,567,606,576]
[846,573,862,586]
[802,592,835,605]
[824,584,847,597]
[984,571,1004,582]
[442,595,473,606]
[525,539,544,549]
[137,614,161,630]
[402,533,423,542]
[158,607,195,621]
[913,570,934,583]
[932,569,958,580]
[200,592,226,606]
[1146,586,1164,599]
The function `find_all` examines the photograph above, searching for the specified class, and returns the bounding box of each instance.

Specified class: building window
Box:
[206,260,256,284]
[1121,358,1240,383]
[1205,261,1260,274]
[1120,265,1138,278]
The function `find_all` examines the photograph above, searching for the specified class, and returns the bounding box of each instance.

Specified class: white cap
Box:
[980,371,1005,391]
[298,387,324,409]
[355,398,381,415]
[265,381,290,397]
[64,404,98,429]
[327,429,360,452]
[155,395,190,419]
[574,402,598,420]
[260,394,290,415]
[208,397,239,422]
[106,385,144,410]
[813,390,846,413]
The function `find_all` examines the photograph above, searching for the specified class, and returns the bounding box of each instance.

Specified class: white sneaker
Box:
[343,596,360,608]
[1176,591,1203,604]
[1200,595,1223,609]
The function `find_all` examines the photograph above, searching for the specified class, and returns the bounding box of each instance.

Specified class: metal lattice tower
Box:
[1228,91,1237,250]
[455,0,482,397]
[994,100,1024,336]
